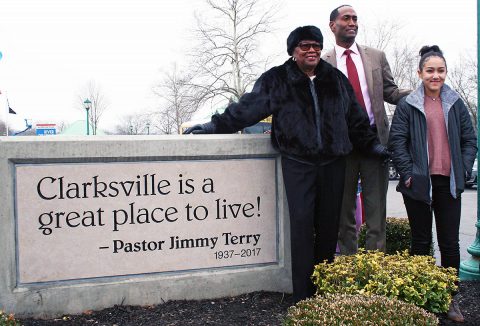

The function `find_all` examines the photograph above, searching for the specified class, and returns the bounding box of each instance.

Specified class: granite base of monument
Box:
[0,135,291,318]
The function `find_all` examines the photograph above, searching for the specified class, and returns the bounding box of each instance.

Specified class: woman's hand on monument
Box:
[184,122,215,134]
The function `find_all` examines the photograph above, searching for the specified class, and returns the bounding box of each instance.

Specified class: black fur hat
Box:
[287,26,323,55]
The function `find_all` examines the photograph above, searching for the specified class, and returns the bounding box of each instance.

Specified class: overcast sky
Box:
[0,0,476,132]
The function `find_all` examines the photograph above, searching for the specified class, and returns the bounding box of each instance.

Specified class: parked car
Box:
[242,116,272,134]
[242,121,271,134]
[388,160,400,180]
[465,158,477,188]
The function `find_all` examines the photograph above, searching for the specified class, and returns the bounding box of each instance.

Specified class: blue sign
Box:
[36,128,56,136]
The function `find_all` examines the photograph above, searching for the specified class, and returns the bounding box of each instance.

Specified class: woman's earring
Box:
[292,57,297,62]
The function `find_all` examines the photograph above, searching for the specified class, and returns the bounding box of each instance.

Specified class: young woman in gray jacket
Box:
[389,45,477,322]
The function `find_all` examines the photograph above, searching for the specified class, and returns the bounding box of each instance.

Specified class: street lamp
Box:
[83,99,91,136]
[146,122,150,135]
[459,1,480,280]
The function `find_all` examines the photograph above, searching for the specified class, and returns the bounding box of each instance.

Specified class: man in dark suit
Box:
[323,5,410,254]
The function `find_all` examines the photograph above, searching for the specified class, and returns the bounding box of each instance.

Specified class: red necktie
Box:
[344,49,366,111]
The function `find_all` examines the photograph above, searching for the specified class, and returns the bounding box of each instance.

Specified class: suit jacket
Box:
[323,45,410,145]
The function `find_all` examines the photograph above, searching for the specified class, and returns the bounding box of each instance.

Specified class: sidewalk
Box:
[386,181,478,262]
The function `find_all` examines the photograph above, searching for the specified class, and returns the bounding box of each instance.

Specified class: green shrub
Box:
[359,217,410,254]
[284,294,439,326]
[312,250,457,313]
[358,217,435,256]
[0,310,18,326]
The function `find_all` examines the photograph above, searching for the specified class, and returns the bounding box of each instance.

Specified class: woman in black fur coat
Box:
[185,25,387,303]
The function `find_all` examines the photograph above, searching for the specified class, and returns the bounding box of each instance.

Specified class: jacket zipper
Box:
[308,79,322,147]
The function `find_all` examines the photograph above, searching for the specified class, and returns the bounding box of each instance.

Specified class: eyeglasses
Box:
[297,42,321,52]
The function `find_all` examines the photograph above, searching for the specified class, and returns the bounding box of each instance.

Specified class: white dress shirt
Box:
[334,43,374,125]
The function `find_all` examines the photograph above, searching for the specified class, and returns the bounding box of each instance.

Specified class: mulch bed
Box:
[18,281,479,325]
[440,281,480,326]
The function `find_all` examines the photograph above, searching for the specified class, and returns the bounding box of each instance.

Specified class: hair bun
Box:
[419,45,442,57]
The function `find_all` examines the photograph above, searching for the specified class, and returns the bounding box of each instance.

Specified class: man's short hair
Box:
[329,4,352,21]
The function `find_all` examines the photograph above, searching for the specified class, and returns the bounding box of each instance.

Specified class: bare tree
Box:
[389,44,419,90]
[0,113,26,136]
[383,43,419,122]
[359,20,419,122]
[77,81,109,135]
[190,0,278,106]
[55,120,68,134]
[112,113,151,135]
[0,120,10,136]
[359,20,403,52]
[359,19,418,89]
[152,64,199,134]
[449,55,478,131]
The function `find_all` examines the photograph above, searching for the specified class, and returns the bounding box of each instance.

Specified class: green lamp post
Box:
[83,99,91,136]
[459,0,480,280]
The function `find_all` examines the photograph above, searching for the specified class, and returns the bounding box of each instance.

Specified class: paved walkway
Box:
[386,180,478,262]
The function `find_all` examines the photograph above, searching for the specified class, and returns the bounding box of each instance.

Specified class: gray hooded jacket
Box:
[388,84,477,204]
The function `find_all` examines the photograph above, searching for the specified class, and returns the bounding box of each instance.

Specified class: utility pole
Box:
[459,0,480,280]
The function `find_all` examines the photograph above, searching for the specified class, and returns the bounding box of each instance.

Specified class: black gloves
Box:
[369,143,391,164]
[183,122,216,134]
